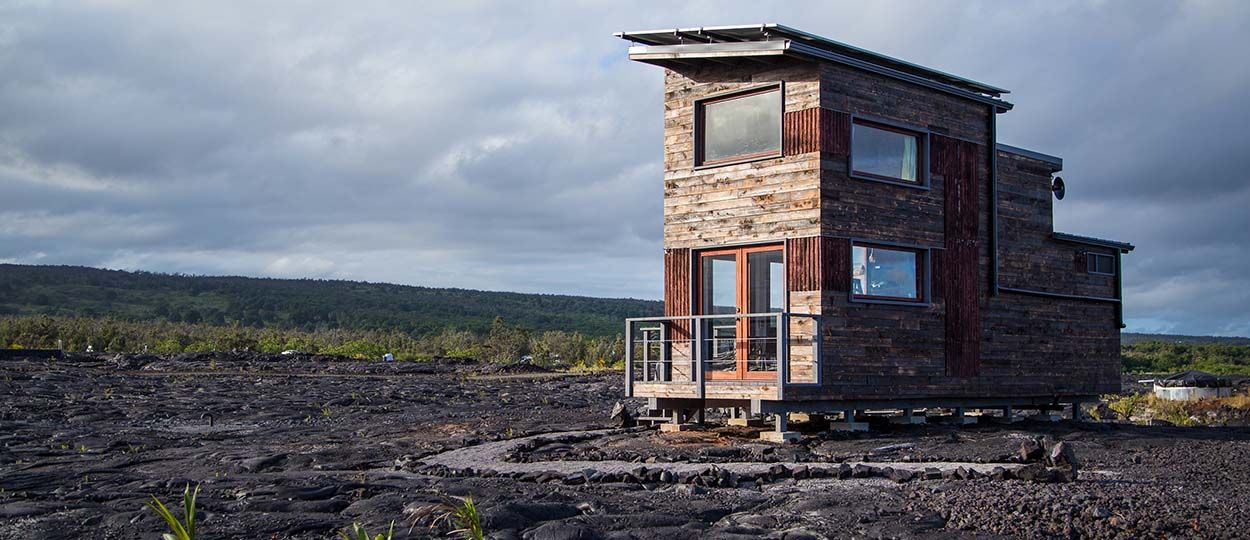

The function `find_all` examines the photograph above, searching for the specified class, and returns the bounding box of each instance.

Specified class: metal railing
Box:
[624,312,821,400]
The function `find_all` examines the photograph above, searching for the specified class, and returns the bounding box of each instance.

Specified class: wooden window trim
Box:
[849,241,931,306]
[694,83,784,169]
[848,117,930,189]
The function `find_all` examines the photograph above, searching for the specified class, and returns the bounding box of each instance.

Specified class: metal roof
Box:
[1053,232,1135,253]
[997,144,1063,168]
[615,24,1010,99]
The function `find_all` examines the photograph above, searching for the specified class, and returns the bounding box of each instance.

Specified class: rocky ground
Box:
[1,353,1248,539]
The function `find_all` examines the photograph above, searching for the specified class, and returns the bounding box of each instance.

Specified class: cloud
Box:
[0,1,1247,334]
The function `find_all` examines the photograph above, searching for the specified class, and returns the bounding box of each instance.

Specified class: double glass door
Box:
[698,245,784,380]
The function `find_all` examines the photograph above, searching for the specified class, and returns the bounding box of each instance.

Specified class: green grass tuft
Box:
[146,483,200,540]
[338,521,394,540]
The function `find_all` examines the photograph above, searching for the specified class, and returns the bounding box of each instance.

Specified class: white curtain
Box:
[901,137,918,181]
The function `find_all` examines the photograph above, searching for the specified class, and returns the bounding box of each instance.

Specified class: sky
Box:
[1,1,1248,336]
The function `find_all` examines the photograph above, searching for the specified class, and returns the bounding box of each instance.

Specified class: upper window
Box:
[695,86,782,167]
[851,120,923,184]
[1087,252,1115,276]
[852,243,925,302]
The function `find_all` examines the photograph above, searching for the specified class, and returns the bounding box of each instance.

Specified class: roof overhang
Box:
[627,40,789,62]
[617,24,1013,112]
[1053,232,1135,253]
[997,143,1063,169]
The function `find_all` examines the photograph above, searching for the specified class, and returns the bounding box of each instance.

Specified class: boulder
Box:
[1017,438,1045,462]
[885,467,914,483]
[609,401,636,428]
[835,464,853,479]
[851,464,876,478]
[522,521,599,540]
[1046,441,1079,469]
[1013,463,1049,482]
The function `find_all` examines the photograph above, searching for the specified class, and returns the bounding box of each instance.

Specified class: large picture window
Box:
[695,85,782,167]
[851,243,926,302]
[851,120,924,185]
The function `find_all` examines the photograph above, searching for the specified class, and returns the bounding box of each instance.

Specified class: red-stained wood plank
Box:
[664,248,691,338]
[935,135,982,377]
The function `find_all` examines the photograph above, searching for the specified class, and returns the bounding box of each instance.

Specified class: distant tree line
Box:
[0,264,661,337]
[0,315,625,368]
[1121,341,1250,375]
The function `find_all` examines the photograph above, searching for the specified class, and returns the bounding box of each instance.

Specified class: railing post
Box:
[660,321,670,382]
[624,319,633,397]
[812,315,821,386]
[777,312,788,400]
[694,317,704,399]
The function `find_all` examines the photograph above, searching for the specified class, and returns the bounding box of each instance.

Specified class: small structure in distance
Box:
[1151,370,1233,401]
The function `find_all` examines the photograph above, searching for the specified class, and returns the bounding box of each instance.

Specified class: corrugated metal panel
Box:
[664,248,691,338]
[783,108,851,157]
[935,135,982,377]
[783,108,820,156]
[785,236,821,291]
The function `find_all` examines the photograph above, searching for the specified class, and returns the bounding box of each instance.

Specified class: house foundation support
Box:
[991,406,1023,424]
[759,413,800,443]
[890,408,927,425]
[829,409,869,432]
[728,407,766,427]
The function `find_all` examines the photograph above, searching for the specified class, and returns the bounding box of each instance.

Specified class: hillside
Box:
[0,264,661,337]
[1122,332,1250,346]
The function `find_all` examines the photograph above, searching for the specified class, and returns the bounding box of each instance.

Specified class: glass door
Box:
[700,251,739,377]
[698,244,784,380]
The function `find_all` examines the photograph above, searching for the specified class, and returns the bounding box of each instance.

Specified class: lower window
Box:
[851,243,925,302]
[1086,252,1115,275]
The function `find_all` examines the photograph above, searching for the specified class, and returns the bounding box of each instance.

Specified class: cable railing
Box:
[624,312,821,400]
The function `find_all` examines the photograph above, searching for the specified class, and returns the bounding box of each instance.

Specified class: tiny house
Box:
[617,25,1133,438]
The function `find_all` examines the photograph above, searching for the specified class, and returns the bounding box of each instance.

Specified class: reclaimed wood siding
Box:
[983,148,1121,395]
[784,107,850,158]
[824,236,850,292]
[787,235,851,293]
[812,61,991,400]
[823,109,851,156]
[996,150,1118,298]
[662,60,822,250]
[935,135,982,377]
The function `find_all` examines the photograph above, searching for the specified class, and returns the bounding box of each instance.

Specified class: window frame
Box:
[848,116,931,189]
[848,239,932,306]
[1086,251,1116,276]
[693,83,785,169]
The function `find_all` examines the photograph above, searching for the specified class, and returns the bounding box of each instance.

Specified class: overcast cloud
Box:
[1,1,1248,336]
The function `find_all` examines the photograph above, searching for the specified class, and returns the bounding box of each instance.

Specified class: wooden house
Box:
[617,25,1134,440]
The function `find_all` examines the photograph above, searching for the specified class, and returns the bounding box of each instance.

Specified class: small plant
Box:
[409,495,485,540]
[146,483,200,540]
[1105,393,1146,421]
[338,521,394,540]
[1084,402,1102,422]
[321,403,333,417]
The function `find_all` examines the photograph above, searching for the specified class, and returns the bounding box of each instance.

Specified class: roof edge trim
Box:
[1053,232,1135,253]
[997,144,1062,168]
[785,42,1012,111]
